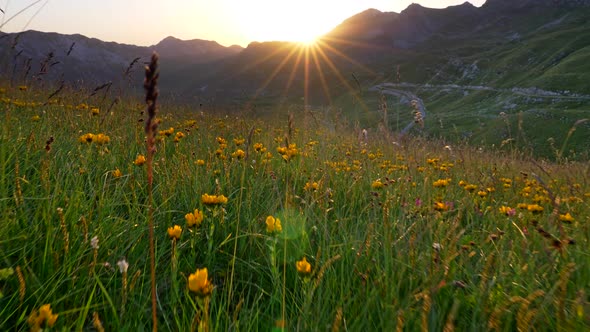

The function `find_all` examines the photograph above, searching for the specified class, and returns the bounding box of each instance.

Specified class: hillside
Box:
[1,0,589,158]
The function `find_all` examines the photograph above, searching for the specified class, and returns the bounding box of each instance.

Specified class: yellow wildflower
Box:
[233,138,245,146]
[27,304,58,330]
[167,225,182,240]
[113,168,123,178]
[159,127,175,137]
[188,268,213,297]
[254,143,265,152]
[134,154,146,166]
[527,204,544,214]
[464,184,477,192]
[277,144,298,161]
[477,190,488,198]
[174,132,185,143]
[558,213,574,223]
[196,159,205,166]
[216,137,227,145]
[296,257,312,275]
[201,194,228,205]
[79,133,95,143]
[94,133,110,145]
[304,181,320,191]
[185,209,204,227]
[31,115,41,121]
[231,149,245,159]
[433,178,451,188]
[266,215,282,233]
[371,180,384,189]
[434,202,449,212]
[91,108,100,116]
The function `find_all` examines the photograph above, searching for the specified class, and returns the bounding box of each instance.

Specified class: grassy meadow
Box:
[0,80,589,331]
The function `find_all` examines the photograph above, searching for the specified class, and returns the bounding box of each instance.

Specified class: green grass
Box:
[0,84,589,331]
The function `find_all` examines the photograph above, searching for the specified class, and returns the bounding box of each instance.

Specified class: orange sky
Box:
[0,1,486,47]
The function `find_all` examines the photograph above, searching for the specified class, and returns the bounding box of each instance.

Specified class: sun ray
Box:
[319,35,391,52]
[314,44,369,113]
[304,45,311,107]
[222,42,295,86]
[316,38,378,76]
[249,45,300,102]
[309,44,333,105]
[281,45,306,99]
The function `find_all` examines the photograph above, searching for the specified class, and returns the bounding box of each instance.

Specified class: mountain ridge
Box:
[0,30,243,87]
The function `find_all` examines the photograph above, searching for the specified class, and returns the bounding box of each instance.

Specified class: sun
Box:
[230,1,341,44]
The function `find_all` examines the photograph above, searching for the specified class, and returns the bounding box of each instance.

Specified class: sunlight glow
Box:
[229,1,353,44]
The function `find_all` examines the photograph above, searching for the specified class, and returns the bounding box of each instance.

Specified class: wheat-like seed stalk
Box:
[314,254,342,289]
[57,208,69,254]
[517,290,545,332]
[129,269,142,292]
[421,292,431,332]
[331,306,343,332]
[556,263,576,324]
[479,252,495,291]
[79,215,88,243]
[443,299,460,332]
[93,312,105,332]
[396,309,404,332]
[16,266,25,304]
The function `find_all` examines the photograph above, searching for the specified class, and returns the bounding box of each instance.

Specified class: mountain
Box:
[3,0,590,99]
[0,30,242,90]
[326,3,480,49]
[152,36,243,62]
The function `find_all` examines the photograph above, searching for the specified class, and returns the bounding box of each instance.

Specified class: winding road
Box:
[369,82,590,134]
[368,84,426,135]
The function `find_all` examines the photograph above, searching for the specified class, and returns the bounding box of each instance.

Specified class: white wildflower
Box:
[91,236,99,250]
[117,259,129,274]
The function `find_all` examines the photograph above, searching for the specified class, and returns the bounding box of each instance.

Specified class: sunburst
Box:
[235,35,387,114]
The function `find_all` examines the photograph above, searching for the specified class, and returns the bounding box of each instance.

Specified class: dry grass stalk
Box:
[143,51,160,332]
[79,215,88,244]
[124,57,141,78]
[14,159,23,206]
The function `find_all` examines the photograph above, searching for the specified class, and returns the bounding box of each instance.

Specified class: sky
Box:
[0,0,486,47]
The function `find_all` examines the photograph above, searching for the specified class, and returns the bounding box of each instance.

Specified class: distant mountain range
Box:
[0,30,241,91]
[1,0,590,105]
